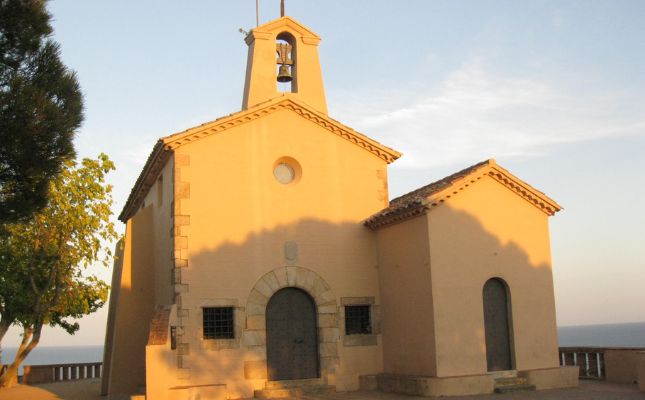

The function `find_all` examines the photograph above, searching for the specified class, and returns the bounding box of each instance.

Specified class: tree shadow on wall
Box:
[107,202,563,398]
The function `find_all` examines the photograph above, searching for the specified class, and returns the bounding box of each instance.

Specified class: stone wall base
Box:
[638,352,645,392]
[518,366,579,390]
[361,373,495,397]
[360,367,579,397]
[166,384,227,400]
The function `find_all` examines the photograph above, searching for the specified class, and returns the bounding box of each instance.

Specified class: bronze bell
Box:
[277,65,292,83]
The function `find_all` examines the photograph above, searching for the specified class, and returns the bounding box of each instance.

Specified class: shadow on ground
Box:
[0,378,102,400]
[0,380,643,400]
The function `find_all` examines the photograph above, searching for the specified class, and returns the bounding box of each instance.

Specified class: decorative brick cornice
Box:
[119,96,400,222]
[422,165,561,216]
[161,95,400,163]
[245,16,321,46]
[364,203,429,230]
[486,165,561,216]
[118,142,169,222]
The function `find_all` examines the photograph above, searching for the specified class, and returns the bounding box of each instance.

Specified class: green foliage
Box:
[0,153,117,337]
[0,0,83,224]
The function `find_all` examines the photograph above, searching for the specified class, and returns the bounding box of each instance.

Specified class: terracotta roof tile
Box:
[364,160,492,229]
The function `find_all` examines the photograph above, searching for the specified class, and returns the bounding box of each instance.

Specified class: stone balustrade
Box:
[560,347,645,384]
[22,362,102,384]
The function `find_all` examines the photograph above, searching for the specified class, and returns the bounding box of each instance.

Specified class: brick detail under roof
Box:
[148,306,171,345]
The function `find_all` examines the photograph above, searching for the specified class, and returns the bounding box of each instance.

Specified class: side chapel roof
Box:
[118,94,401,222]
[364,159,562,230]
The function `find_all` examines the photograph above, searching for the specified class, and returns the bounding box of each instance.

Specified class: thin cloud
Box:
[330,59,645,169]
[120,142,155,168]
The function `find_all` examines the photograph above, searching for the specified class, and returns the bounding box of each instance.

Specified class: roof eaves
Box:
[119,96,402,223]
[118,141,170,222]
[365,159,562,230]
[486,164,563,215]
[254,16,321,40]
[160,95,401,163]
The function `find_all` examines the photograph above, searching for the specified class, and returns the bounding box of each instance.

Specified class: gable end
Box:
[161,96,400,163]
[119,96,400,222]
[365,160,562,230]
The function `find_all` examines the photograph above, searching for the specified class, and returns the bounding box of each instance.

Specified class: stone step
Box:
[494,377,529,387]
[265,378,323,389]
[255,384,335,398]
[489,370,518,379]
[494,375,535,394]
[494,383,536,394]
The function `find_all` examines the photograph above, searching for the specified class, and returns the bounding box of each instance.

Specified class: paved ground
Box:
[330,381,645,400]
[0,378,103,400]
[0,379,643,400]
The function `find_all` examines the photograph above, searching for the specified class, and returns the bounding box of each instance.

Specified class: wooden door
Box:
[266,287,319,380]
[483,278,513,371]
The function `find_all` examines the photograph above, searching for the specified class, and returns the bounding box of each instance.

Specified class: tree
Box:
[0,154,117,387]
[0,0,83,225]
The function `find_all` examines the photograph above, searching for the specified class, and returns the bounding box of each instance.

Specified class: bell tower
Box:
[241,16,328,114]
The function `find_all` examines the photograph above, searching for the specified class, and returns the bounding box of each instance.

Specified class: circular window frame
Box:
[272,157,301,185]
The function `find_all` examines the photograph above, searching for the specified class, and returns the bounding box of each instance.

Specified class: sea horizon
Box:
[558,321,645,348]
[1,321,644,370]
[558,320,645,328]
[0,345,104,374]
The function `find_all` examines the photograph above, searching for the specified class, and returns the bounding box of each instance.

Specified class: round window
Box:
[274,163,295,184]
[273,157,301,185]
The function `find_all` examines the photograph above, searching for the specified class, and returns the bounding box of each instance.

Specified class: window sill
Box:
[343,334,377,347]
[202,338,240,351]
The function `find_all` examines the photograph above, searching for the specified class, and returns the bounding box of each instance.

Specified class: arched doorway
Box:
[483,278,513,371]
[266,287,319,380]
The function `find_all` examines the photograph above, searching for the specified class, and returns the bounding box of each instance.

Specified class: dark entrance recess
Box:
[266,287,319,381]
[483,278,513,371]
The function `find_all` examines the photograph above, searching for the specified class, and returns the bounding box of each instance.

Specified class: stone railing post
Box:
[22,362,102,385]
[559,347,604,379]
[637,351,645,391]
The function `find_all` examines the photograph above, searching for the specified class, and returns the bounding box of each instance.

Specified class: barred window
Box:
[345,305,371,335]
[203,307,234,339]
[170,326,177,350]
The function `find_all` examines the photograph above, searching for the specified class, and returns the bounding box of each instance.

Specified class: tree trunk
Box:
[0,318,11,344]
[0,325,41,388]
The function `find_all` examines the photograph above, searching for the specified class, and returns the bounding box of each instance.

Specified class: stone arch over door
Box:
[244,267,339,384]
[483,277,514,372]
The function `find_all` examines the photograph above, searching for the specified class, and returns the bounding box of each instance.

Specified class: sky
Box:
[4,0,645,347]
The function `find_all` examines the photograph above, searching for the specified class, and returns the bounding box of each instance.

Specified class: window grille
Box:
[345,305,371,335]
[203,307,234,339]
[170,326,177,350]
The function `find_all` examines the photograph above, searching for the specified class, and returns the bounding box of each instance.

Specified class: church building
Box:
[102,14,578,400]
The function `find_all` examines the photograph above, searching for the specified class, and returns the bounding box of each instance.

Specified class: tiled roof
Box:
[365,160,491,229]
[365,159,561,230]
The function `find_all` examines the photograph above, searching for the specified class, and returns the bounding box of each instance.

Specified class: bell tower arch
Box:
[276,31,296,93]
[241,16,327,114]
